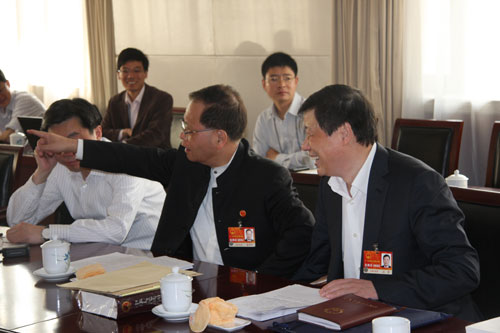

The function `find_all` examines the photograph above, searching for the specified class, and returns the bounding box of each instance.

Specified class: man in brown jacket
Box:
[102,48,173,149]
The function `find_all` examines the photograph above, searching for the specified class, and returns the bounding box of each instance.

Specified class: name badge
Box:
[363,250,393,275]
[228,227,255,247]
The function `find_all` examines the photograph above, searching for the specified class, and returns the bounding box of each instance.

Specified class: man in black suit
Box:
[32,84,314,279]
[294,84,481,321]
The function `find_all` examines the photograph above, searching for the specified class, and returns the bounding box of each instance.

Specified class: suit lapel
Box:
[361,145,390,276]
[328,185,344,279]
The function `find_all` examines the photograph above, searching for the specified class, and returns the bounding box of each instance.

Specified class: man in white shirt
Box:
[0,69,45,143]
[6,98,165,250]
[253,52,314,170]
[294,84,481,321]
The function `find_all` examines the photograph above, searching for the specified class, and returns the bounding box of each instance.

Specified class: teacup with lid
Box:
[40,238,71,274]
[160,266,193,313]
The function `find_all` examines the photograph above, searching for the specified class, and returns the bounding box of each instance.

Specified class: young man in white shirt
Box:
[6,98,165,250]
[0,69,45,143]
[253,52,314,170]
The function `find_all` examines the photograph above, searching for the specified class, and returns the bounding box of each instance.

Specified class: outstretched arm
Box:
[28,130,78,155]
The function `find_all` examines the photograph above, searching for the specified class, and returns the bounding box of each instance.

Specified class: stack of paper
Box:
[228,284,327,321]
[70,252,193,272]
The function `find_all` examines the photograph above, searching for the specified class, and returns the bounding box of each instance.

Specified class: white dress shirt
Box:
[7,153,166,250]
[253,93,314,170]
[190,148,237,265]
[0,90,45,132]
[328,143,377,278]
[118,84,145,140]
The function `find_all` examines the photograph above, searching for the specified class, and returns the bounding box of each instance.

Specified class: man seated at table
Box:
[293,84,482,321]
[253,52,314,170]
[6,98,166,250]
[31,84,314,278]
[101,47,173,149]
[0,69,45,143]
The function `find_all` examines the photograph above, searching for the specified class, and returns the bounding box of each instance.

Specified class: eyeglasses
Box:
[117,68,145,75]
[181,120,215,136]
[266,74,295,85]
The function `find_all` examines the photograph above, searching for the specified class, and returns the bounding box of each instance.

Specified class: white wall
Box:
[112,0,332,142]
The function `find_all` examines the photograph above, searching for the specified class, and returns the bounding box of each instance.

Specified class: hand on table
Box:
[121,128,132,139]
[6,223,45,244]
[320,278,378,300]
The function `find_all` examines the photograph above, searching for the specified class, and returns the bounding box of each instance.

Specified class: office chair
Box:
[0,145,24,225]
[391,118,464,177]
[485,121,500,188]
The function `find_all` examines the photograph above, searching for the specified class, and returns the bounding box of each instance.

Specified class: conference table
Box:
[0,240,471,333]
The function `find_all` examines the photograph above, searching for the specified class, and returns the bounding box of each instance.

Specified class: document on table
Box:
[71,252,193,272]
[228,284,327,321]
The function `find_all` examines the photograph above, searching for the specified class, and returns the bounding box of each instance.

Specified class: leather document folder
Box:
[297,293,396,330]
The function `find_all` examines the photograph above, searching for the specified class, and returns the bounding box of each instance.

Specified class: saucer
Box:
[208,318,251,332]
[33,266,76,282]
[152,303,198,322]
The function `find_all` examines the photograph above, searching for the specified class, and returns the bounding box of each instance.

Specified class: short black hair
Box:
[117,48,149,72]
[261,52,298,78]
[298,84,377,146]
[383,254,390,259]
[0,70,6,82]
[42,98,102,132]
[188,85,247,141]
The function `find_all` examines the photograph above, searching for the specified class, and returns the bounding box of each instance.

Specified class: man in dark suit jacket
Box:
[32,84,314,279]
[102,48,173,149]
[293,84,481,321]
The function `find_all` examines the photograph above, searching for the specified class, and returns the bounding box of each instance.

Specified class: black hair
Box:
[261,52,298,78]
[188,85,247,141]
[42,98,102,132]
[298,84,378,146]
[0,70,6,82]
[117,48,149,72]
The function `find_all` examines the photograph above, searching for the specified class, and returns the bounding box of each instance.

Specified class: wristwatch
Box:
[42,227,50,241]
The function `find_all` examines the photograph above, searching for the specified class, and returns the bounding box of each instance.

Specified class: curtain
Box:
[332,0,404,145]
[0,0,91,107]
[403,0,500,185]
[85,0,117,114]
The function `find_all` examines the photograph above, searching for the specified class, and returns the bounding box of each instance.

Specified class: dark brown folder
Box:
[297,293,396,330]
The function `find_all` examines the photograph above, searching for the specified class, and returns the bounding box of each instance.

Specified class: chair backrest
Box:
[0,145,23,207]
[170,107,185,149]
[485,121,500,188]
[391,118,464,177]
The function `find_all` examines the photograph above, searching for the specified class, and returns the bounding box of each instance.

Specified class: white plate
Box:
[152,303,198,322]
[33,266,76,282]
[208,318,252,332]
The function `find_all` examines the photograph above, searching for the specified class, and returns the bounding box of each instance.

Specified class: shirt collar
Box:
[124,84,146,105]
[272,92,302,118]
[328,143,377,198]
[212,146,238,183]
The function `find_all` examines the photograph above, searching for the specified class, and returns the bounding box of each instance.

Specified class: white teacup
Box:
[372,316,410,333]
[40,239,71,274]
[160,266,192,313]
[9,132,26,147]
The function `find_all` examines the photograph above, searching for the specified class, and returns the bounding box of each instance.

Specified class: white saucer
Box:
[152,303,198,322]
[33,266,76,282]
[208,318,252,332]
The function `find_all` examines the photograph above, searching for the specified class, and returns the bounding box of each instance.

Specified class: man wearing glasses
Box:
[101,48,173,149]
[253,52,314,171]
[31,85,314,279]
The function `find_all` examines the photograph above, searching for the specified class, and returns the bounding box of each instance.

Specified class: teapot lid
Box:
[40,238,68,249]
[161,266,192,283]
[446,170,469,181]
